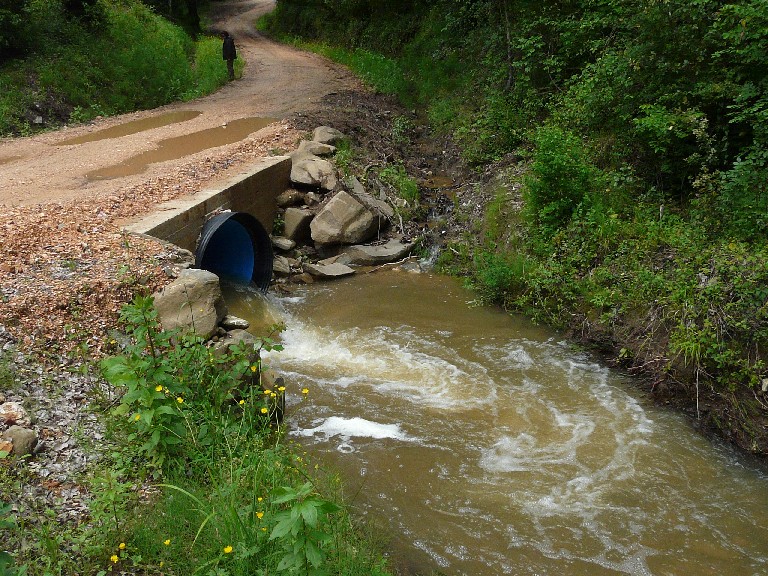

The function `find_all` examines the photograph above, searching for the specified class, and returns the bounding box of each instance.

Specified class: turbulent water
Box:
[224,268,768,576]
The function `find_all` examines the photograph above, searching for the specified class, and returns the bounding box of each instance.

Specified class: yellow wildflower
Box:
[163,539,171,546]
[155,385,163,392]
[250,365,258,372]
[301,388,309,395]
[260,407,268,414]
[118,542,126,550]
[223,545,233,554]
[134,414,140,421]
[110,555,119,564]
[239,399,245,406]
[256,511,264,519]
[176,397,184,404]
[278,386,285,392]
[263,389,271,395]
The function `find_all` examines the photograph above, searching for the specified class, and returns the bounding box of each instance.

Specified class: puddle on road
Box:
[58,111,201,145]
[0,155,23,166]
[86,116,276,180]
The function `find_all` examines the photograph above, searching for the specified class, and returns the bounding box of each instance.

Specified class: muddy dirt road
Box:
[0,0,362,207]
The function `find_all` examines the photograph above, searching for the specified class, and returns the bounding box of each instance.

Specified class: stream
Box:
[224,267,768,576]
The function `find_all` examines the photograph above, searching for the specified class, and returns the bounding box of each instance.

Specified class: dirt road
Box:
[0,0,362,207]
[0,0,372,352]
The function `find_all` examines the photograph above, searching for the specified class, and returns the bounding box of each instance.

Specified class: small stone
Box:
[271,236,296,251]
[3,425,38,456]
[290,273,315,284]
[304,191,322,205]
[273,255,292,275]
[0,401,30,426]
[221,315,250,330]
[304,262,356,278]
[312,126,345,145]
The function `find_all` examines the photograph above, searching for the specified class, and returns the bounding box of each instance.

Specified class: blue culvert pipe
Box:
[195,212,274,292]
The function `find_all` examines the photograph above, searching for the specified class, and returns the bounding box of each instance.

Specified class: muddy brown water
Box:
[86,116,275,180]
[57,111,202,145]
[225,268,768,576]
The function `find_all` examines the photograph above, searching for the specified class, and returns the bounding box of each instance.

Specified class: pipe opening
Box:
[195,211,273,292]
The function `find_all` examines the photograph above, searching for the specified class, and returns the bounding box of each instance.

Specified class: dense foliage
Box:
[0,0,231,135]
[265,0,768,451]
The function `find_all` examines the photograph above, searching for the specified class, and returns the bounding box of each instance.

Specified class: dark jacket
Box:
[223,36,236,61]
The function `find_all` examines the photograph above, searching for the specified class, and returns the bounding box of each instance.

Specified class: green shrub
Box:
[469,251,532,308]
[100,295,284,473]
[523,125,600,236]
[378,163,419,204]
[0,0,231,134]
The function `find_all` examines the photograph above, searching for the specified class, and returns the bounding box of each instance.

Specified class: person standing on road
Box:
[222,31,237,81]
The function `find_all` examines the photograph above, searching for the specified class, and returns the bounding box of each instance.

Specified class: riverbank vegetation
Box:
[1,296,391,575]
[262,0,768,454]
[0,0,235,136]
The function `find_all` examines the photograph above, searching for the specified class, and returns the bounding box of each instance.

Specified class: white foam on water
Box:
[479,353,655,522]
[295,416,411,442]
[265,319,498,410]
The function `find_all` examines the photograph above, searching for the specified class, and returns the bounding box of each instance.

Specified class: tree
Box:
[0,0,29,60]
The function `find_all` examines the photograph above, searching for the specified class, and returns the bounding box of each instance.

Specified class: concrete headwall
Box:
[124,155,291,251]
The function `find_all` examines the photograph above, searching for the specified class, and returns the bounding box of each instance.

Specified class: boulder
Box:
[310,191,385,246]
[303,262,356,278]
[290,154,338,191]
[346,176,395,220]
[283,207,314,243]
[338,237,415,266]
[297,139,336,156]
[2,425,38,457]
[312,126,345,145]
[153,269,227,339]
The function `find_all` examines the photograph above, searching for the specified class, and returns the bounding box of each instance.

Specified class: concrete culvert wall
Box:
[195,212,274,292]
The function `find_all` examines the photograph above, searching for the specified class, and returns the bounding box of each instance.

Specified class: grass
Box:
[1,296,393,576]
[0,0,233,136]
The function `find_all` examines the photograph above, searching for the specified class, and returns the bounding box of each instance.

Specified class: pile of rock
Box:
[271,126,415,285]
